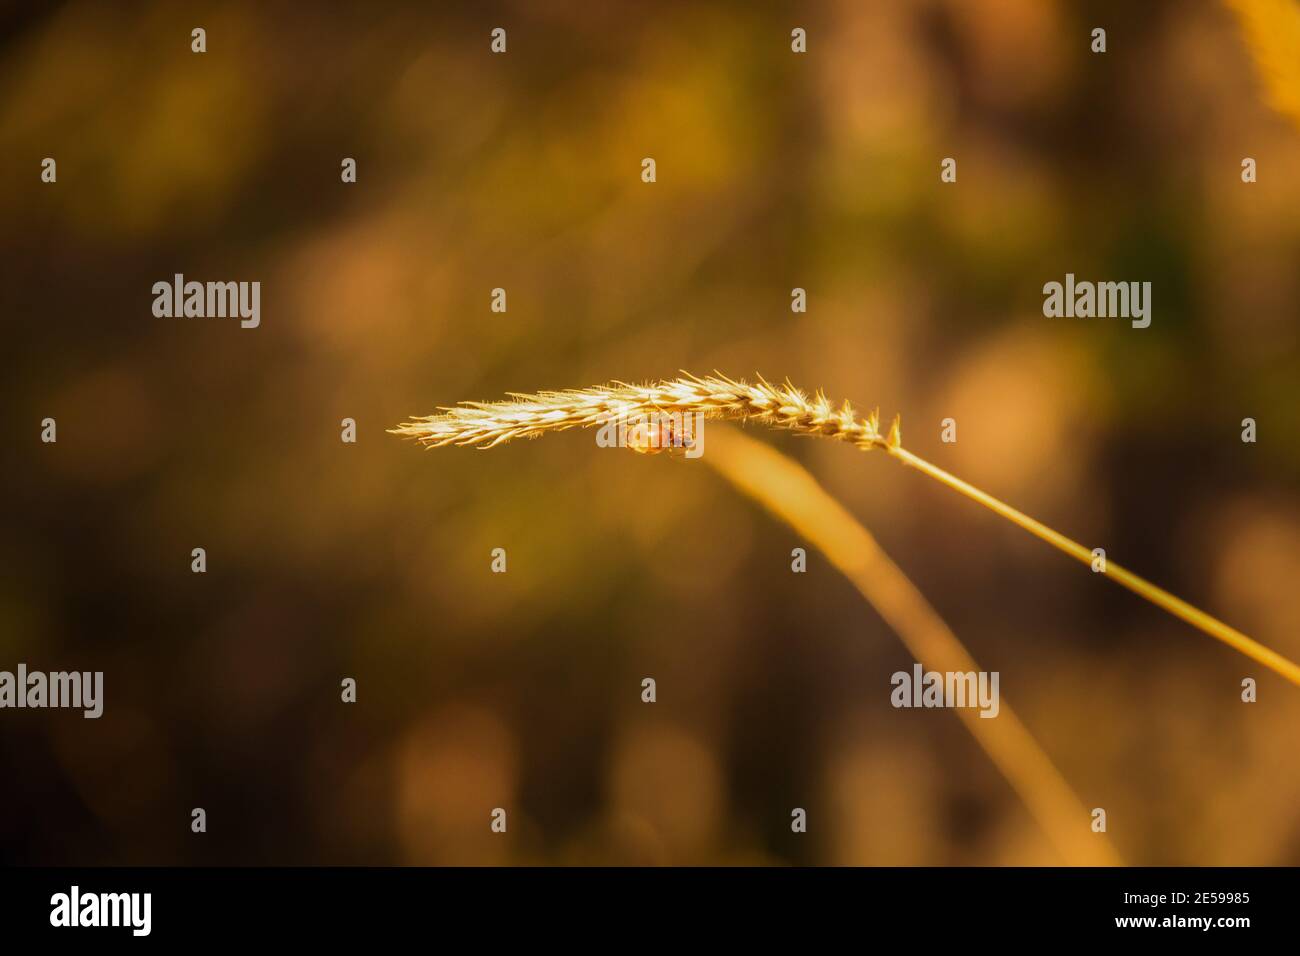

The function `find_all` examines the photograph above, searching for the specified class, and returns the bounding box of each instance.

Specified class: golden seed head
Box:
[390,373,897,454]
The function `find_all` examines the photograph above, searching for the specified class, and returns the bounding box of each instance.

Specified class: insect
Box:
[624,412,699,457]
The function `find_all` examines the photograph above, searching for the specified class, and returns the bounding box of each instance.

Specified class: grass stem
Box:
[708,425,1122,865]
[888,446,1300,687]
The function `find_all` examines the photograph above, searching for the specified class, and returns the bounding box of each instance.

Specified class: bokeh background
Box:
[2,0,1299,865]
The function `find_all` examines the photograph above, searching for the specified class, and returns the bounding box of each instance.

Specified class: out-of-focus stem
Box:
[706,424,1123,866]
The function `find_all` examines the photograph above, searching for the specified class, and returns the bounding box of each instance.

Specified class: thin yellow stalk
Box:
[706,424,1121,866]
[886,447,1300,687]
[391,373,1300,686]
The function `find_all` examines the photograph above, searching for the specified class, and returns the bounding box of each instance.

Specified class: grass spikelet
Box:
[391,373,892,452]
[392,373,1300,687]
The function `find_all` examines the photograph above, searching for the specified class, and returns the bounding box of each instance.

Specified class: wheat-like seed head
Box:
[390,373,902,451]
[389,371,1300,686]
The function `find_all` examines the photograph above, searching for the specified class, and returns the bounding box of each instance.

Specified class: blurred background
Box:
[1,0,1298,865]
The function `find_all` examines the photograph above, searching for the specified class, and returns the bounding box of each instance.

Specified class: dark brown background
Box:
[1,0,1298,864]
